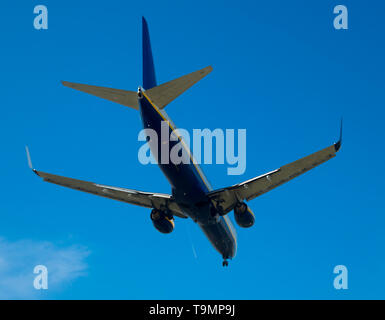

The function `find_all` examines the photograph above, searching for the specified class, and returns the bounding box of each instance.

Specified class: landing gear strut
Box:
[222,260,229,267]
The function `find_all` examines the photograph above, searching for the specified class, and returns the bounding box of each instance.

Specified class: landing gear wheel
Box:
[222,260,229,267]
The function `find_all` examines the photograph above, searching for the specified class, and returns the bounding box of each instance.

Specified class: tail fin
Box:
[142,17,157,90]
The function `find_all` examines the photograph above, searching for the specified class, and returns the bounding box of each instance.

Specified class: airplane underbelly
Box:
[139,95,237,260]
[199,218,237,259]
[139,97,208,202]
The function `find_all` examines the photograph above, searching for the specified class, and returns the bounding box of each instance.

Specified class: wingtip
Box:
[334,141,341,152]
[334,117,343,152]
[25,145,33,169]
[25,146,40,176]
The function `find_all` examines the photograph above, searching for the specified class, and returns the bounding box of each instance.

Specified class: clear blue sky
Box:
[1,0,384,299]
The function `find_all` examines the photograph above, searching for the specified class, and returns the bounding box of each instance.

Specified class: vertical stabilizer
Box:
[142,17,157,90]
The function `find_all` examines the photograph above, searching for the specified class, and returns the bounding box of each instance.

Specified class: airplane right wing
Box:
[207,131,342,215]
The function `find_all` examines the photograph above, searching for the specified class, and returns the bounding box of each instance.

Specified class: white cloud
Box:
[0,238,90,299]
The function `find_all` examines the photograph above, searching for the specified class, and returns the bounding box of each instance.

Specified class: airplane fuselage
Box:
[139,91,237,260]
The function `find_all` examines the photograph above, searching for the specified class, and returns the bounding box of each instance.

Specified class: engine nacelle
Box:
[150,209,175,234]
[234,202,255,228]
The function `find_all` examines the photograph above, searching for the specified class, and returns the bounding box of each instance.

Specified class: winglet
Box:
[25,146,39,176]
[334,117,343,152]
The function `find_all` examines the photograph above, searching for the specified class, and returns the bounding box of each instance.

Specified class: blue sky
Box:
[1,0,384,299]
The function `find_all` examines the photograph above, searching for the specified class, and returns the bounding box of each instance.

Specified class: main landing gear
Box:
[222,260,229,267]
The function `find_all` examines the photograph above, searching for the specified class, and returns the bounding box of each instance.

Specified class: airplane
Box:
[26,17,342,267]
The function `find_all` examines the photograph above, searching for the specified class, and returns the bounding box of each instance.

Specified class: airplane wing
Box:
[25,148,187,219]
[207,135,342,215]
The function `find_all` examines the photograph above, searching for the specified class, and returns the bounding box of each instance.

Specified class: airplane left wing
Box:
[207,132,342,215]
[34,170,187,218]
[25,148,187,218]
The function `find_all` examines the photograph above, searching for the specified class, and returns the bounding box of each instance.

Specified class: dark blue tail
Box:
[142,17,157,90]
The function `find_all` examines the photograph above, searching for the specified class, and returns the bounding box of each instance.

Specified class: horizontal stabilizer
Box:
[62,81,139,110]
[146,66,212,109]
[62,65,212,110]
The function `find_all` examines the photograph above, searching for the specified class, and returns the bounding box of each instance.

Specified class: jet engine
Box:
[150,209,175,234]
[234,202,255,228]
